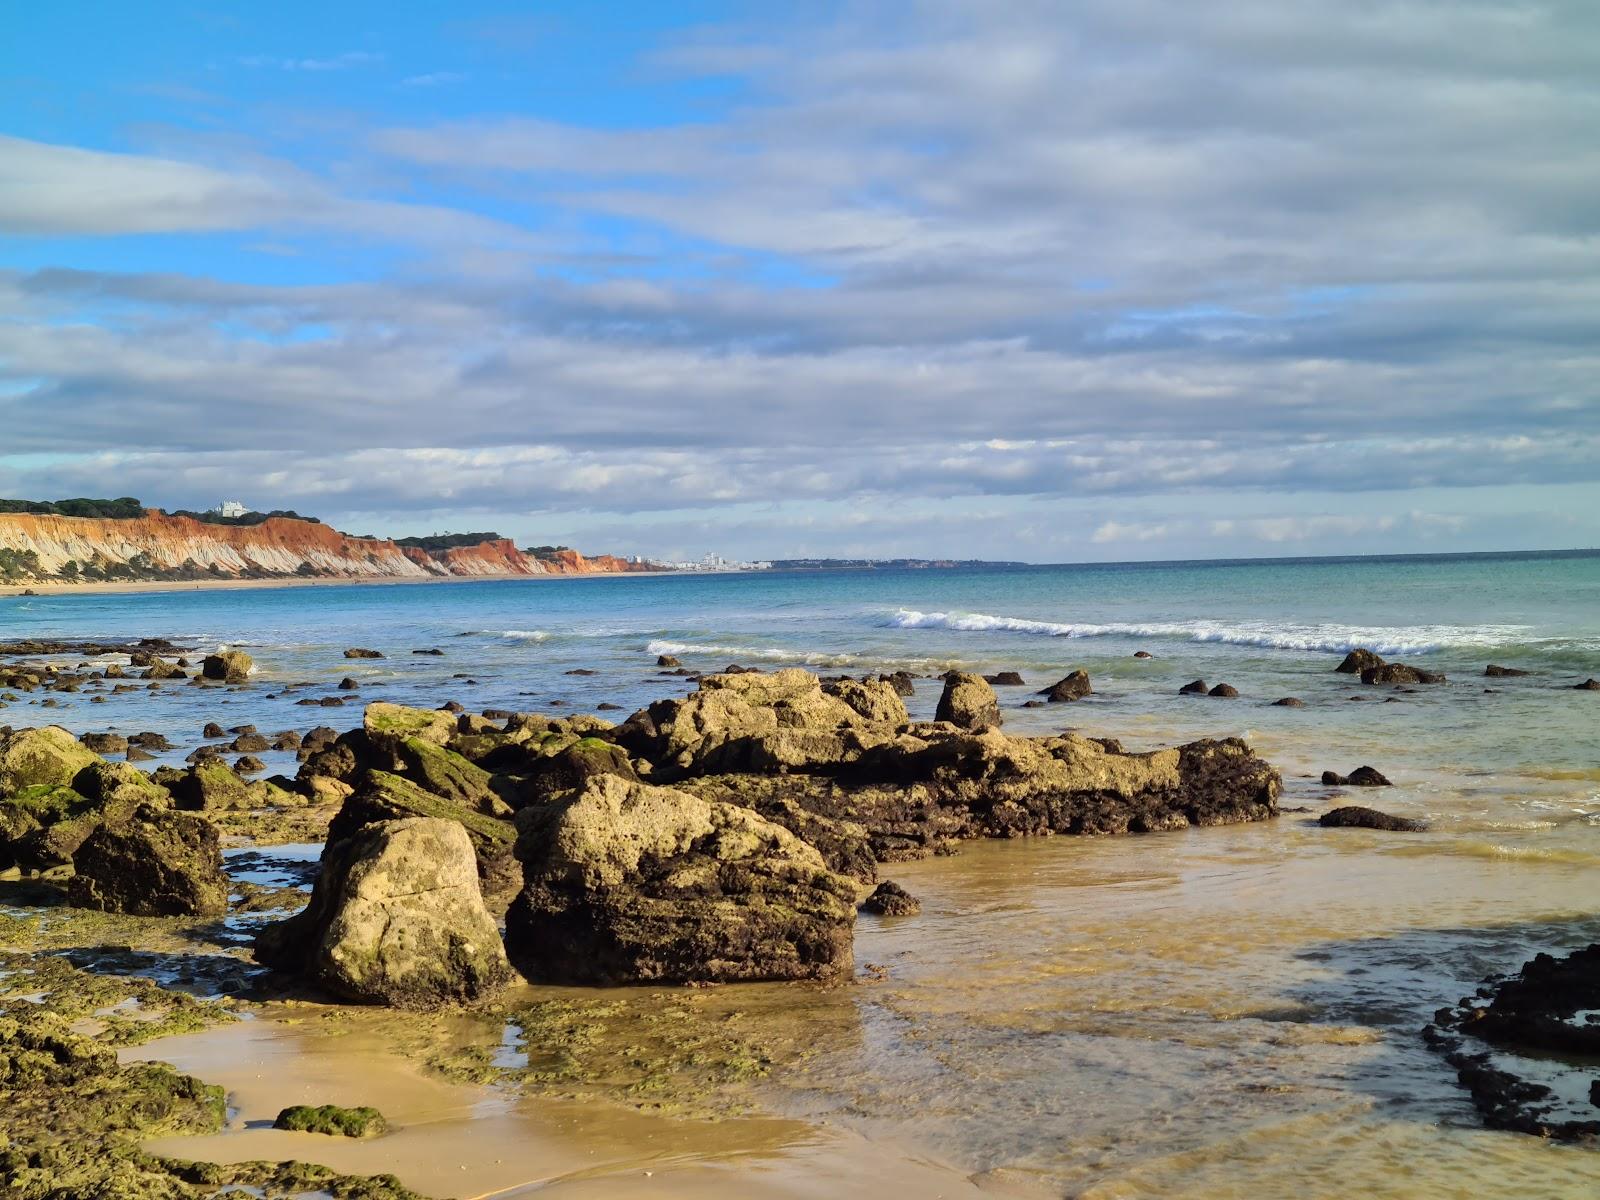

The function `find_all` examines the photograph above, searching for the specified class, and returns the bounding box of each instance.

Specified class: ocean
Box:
[7,550,1600,1197]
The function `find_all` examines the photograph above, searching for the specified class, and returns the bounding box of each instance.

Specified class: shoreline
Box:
[4,569,679,598]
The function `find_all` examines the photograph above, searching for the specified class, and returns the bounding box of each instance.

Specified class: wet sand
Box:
[7,570,673,599]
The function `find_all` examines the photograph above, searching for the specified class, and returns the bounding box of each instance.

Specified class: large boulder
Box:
[618,668,899,776]
[935,673,1000,730]
[255,817,511,1007]
[201,650,253,683]
[393,737,507,815]
[504,775,857,985]
[66,805,228,916]
[822,677,909,726]
[326,770,518,907]
[0,727,100,795]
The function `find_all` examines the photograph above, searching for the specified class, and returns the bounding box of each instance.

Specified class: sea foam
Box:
[883,608,1533,655]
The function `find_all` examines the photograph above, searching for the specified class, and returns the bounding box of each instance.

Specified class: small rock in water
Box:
[985,671,1026,687]
[1133,650,1154,659]
[936,672,1001,729]
[1178,679,1209,695]
[861,880,921,916]
[273,1105,388,1138]
[1208,683,1239,698]
[656,654,681,668]
[1321,766,1391,787]
[1574,678,1600,691]
[1038,670,1092,702]
[344,647,384,659]
[1484,664,1530,677]
[412,648,444,656]
[1361,663,1445,685]
[1336,648,1384,674]
[1272,697,1305,707]
[1319,805,1424,832]
[337,676,360,691]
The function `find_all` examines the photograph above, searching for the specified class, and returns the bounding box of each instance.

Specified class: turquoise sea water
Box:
[6,551,1600,1196]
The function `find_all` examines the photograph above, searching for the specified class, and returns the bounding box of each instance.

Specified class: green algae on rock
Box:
[274,1103,389,1137]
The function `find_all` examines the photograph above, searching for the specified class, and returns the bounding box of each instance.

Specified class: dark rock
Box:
[1318,805,1424,831]
[344,648,384,659]
[202,722,225,739]
[656,654,682,668]
[861,880,921,916]
[125,746,155,763]
[1425,943,1600,1142]
[1347,765,1392,787]
[1485,664,1530,677]
[412,648,444,656]
[504,776,857,985]
[234,755,265,774]
[1133,651,1154,659]
[1272,697,1305,707]
[271,731,301,751]
[129,731,174,750]
[80,732,129,756]
[984,671,1026,687]
[66,805,228,916]
[596,702,623,711]
[1336,648,1385,674]
[879,670,916,697]
[1361,663,1445,685]
[338,676,360,691]
[1038,670,1092,702]
[1179,679,1209,695]
[1208,683,1239,698]
[564,668,597,675]
[229,733,270,753]
[1574,679,1600,691]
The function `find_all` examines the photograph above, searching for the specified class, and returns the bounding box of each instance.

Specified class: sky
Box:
[2,1,1598,564]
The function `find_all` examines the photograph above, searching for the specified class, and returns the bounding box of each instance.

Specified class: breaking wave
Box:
[645,638,865,668]
[500,629,550,642]
[883,609,1535,656]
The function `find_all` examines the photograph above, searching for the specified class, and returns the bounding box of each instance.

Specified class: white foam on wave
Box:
[500,629,550,642]
[646,638,864,668]
[883,608,1534,655]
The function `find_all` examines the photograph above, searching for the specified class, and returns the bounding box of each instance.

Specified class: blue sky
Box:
[2,1,1598,562]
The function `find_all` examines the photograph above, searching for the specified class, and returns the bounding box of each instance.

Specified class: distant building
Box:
[213,500,248,518]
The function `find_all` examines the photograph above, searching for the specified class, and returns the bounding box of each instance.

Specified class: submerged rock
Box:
[504,774,857,985]
[256,816,511,1007]
[66,805,228,917]
[344,647,384,659]
[1361,663,1445,685]
[1321,766,1392,787]
[985,671,1026,687]
[1272,697,1305,707]
[1318,805,1424,831]
[1038,670,1092,702]
[1178,679,1209,695]
[1574,678,1600,691]
[861,880,921,916]
[1335,648,1384,674]
[1208,683,1239,698]
[1484,664,1530,677]
[935,672,1000,730]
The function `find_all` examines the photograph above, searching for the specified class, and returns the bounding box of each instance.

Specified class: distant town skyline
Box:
[2,2,1597,563]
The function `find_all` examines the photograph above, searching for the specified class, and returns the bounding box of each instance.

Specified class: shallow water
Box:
[8,552,1600,1195]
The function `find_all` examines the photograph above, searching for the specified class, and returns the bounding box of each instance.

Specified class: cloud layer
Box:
[2,0,1597,558]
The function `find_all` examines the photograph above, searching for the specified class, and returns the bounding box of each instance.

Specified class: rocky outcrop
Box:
[861,880,920,916]
[503,775,857,985]
[1424,943,1600,1141]
[66,805,228,916]
[935,673,1000,729]
[256,817,511,1006]
[0,726,99,794]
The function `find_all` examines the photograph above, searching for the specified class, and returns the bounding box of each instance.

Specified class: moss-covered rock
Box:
[0,726,100,796]
[274,1103,389,1137]
[394,737,506,815]
[363,702,455,753]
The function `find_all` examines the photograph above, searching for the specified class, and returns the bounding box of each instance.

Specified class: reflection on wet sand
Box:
[135,817,1599,1199]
